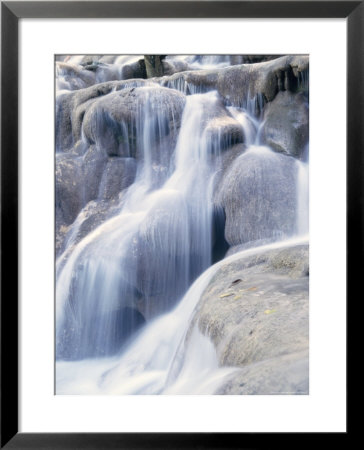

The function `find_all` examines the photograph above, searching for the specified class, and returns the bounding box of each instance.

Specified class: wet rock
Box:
[159,55,309,115]
[56,62,96,91]
[162,58,189,76]
[56,79,153,152]
[55,148,133,228]
[82,145,108,200]
[260,91,309,159]
[82,86,186,160]
[217,350,309,394]
[215,146,297,246]
[56,85,185,229]
[204,116,245,150]
[56,155,137,256]
[55,154,85,225]
[98,157,137,200]
[120,59,147,80]
[56,56,148,93]
[56,196,123,257]
[242,55,283,64]
[133,191,191,305]
[190,243,309,393]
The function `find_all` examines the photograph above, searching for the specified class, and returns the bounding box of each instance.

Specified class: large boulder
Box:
[160,55,309,116]
[162,58,189,76]
[55,150,135,228]
[130,190,192,316]
[189,243,309,394]
[215,146,298,247]
[260,91,309,158]
[82,86,186,163]
[56,79,154,153]
[204,115,245,151]
[217,350,309,394]
[56,84,186,233]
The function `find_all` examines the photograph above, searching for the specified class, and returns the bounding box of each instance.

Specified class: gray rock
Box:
[56,195,123,257]
[215,146,297,246]
[55,154,85,225]
[212,143,247,184]
[82,86,186,160]
[159,55,309,115]
[56,79,153,152]
[162,58,189,76]
[134,191,191,303]
[217,350,308,394]
[56,84,186,229]
[56,56,148,93]
[82,145,108,200]
[260,91,309,158]
[204,115,245,151]
[55,148,135,229]
[98,157,137,200]
[241,55,283,64]
[190,243,309,393]
[120,59,147,80]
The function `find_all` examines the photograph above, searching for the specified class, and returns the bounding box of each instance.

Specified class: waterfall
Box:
[55,55,309,394]
[56,235,308,394]
[56,91,226,360]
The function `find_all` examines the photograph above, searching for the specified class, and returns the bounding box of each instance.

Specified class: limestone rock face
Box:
[56,79,155,153]
[260,91,309,158]
[55,54,310,377]
[56,84,186,234]
[82,86,186,161]
[160,55,309,115]
[215,146,297,247]
[55,154,85,226]
[217,350,309,395]
[55,152,137,253]
[56,56,147,92]
[56,195,123,257]
[189,243,309,394]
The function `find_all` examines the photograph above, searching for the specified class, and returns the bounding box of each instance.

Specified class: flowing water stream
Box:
[56,58,309,394]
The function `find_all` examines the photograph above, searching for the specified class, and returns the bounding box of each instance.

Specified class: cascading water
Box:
[56,90,230,360]
[57,235,307,394]
[56,55,309,394]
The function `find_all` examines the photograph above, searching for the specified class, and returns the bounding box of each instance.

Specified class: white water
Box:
[57,235,308,394]
[56,71,309,393]
[56,55,239,93]
[56,91,231,359]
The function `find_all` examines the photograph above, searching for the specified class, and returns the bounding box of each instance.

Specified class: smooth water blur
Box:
[56,236,308,394]
[56,91,230,360]
[56,63,309,392]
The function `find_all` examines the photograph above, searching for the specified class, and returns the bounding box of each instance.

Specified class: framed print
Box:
[1,1,358,448]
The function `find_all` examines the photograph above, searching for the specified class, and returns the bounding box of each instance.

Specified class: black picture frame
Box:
[1,1,357,448]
